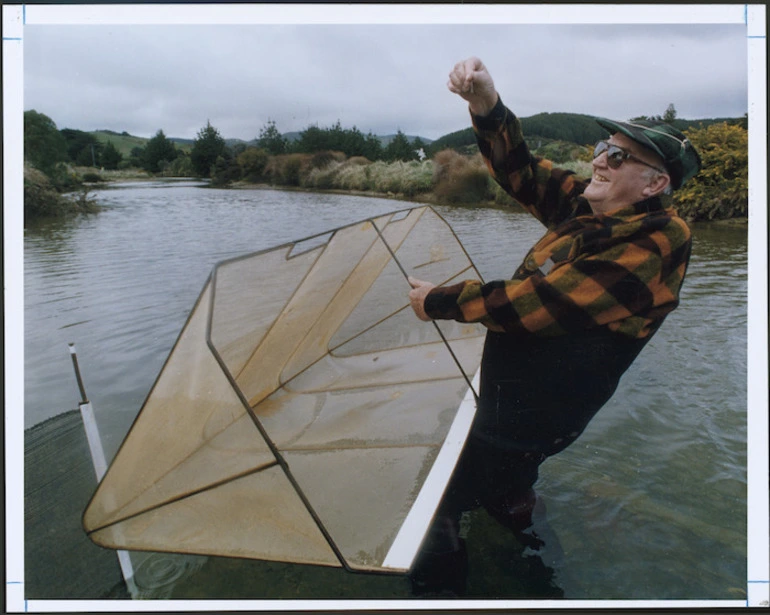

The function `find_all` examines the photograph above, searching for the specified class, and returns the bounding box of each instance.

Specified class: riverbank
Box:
[86,157,754,225]
[25,160,750,227]
[225,180,751,226]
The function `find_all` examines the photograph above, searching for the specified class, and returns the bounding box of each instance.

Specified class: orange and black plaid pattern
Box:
[424,98,692,339]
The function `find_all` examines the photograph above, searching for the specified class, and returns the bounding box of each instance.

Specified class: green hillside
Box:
[92,130,193,155]
[91,131,148,156]
[427,113,746,154]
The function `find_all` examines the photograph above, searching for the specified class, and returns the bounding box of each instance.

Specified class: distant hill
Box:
[426,112,745,154]
[91,131,151,156]
[92,130,193,155]
[169,137,194,149]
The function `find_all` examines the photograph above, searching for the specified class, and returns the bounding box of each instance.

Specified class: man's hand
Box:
[447,56,498,117]
[408,276,435,322]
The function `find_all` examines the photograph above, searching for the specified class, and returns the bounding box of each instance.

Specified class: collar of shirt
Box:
[573,196,664,221]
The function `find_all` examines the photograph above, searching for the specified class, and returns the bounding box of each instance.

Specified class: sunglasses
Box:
[593,141,666,174]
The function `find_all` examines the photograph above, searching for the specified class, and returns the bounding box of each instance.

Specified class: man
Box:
[407,57,702,596]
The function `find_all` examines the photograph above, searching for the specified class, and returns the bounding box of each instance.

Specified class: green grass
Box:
[91,131,193,156]
[91,131,147,157]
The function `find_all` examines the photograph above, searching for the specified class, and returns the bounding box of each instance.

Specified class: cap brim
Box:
[595,118,667,162]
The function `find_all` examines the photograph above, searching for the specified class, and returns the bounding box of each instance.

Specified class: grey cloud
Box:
[24,23,748,141]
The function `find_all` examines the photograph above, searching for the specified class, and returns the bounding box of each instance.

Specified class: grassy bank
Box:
[25,142,744,225]
[235,149,594,210]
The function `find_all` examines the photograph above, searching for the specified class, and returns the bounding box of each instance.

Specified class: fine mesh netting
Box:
[83,206,485,573]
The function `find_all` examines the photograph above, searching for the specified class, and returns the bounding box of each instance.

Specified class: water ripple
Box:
[23,184,749,599]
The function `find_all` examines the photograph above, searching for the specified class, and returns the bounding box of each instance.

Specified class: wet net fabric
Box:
[83,206,485,573]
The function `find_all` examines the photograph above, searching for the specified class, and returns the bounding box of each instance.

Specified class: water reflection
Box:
[409,494,566,598]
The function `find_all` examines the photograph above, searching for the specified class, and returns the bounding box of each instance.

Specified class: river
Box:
[22,180,748,602]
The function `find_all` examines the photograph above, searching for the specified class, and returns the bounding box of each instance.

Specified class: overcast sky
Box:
[22,10,749,142]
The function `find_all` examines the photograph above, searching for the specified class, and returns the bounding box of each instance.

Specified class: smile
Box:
[593,173,610,183]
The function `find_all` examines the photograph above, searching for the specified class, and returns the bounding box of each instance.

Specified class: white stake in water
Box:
[69,343,136,595]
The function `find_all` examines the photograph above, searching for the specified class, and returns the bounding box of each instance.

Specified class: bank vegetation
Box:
[23,109,747,225]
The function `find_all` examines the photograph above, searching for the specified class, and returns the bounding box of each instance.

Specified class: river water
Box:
[23,180,748,602]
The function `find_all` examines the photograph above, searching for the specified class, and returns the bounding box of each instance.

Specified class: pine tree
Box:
[143,129,178,173]
[191,121,226,178]
[257,119,288,155]
[101,140,123,170]
[384,130,417,162]
[663,103,677,123]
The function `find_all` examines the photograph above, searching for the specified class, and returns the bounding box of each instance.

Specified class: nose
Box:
[592,150,608,170]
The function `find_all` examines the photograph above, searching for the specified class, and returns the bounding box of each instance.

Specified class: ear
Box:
[642,173,671,197]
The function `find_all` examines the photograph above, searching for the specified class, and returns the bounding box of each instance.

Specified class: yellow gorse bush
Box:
[673,122,748,221]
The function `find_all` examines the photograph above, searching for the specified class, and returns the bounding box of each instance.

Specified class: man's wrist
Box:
[471,95,508,133]
[469,93,500,118]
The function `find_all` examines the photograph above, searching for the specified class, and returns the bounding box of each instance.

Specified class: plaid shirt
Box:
[425,98,692,339]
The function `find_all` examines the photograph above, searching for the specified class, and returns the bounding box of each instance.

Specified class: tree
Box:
[101,140,123,170]
[143,129,178,173]
[292,121,384,160]
[24,110,68,174]
[362,132,383,161]
[129,146,145,168]
[632,104,677,125]
[384,130,417,162]
[663,103,677,123]
[295,124,326,154]
[191,121,226,178]
[258,120,288,155]
[60,128,103,167]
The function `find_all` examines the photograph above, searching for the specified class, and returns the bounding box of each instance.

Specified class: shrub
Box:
[490,179,517,206]
[673,122,748,221]
[305,160,343,190]
[432,149,491,204]
[237,147,269,182]
[360,160,433,196]
[265,153,312,187]
[48,163,82,192]
[210,155,241,187]
[23,164,99,220]
[335,159,372,191]
[66,188,101,214]
[24,166,67,219]
[532,139,589,164]
[165,155,194,178]
[309,150,346,170]
[82,172,104,183]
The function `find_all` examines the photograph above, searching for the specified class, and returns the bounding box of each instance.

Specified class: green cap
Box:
[595,117,702,190]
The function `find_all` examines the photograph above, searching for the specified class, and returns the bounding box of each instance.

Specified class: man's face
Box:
[583,132,666,214]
